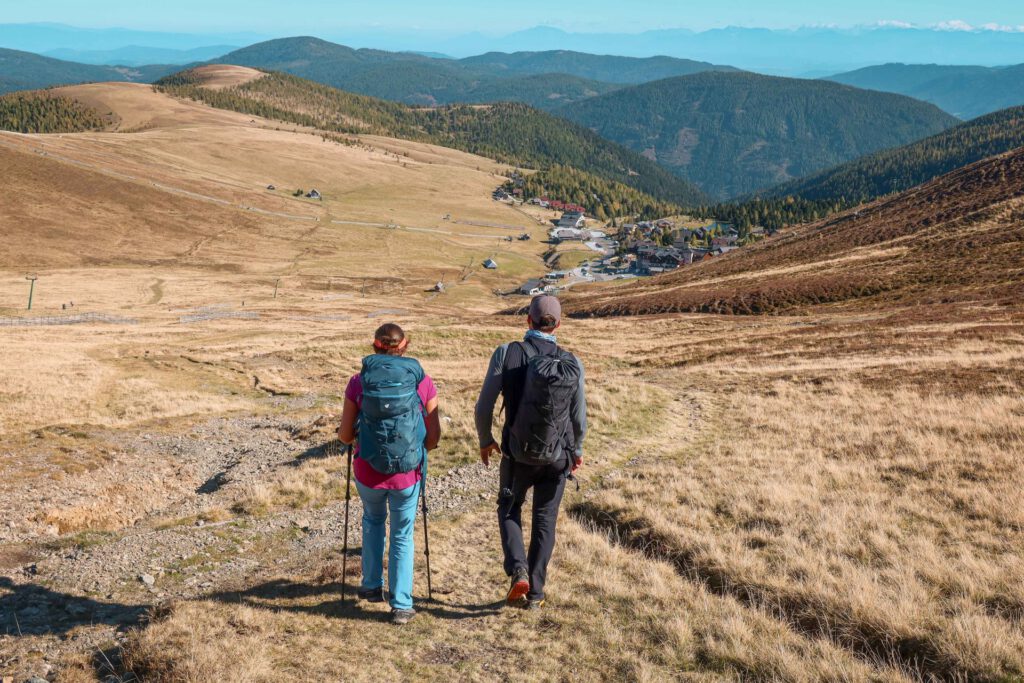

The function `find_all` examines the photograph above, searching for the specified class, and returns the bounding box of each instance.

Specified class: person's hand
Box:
[572,456,583,473]
[480,442,501,467]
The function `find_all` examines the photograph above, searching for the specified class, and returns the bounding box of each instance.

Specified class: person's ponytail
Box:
[373,323,408,355]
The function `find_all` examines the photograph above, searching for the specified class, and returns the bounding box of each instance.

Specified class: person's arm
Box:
[337,396,359,445]
[474,344,508,466]
[570,359,587,469]
[424,396,441,451]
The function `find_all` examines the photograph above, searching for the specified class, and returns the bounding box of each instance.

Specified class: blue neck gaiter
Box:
[525,329,557,344]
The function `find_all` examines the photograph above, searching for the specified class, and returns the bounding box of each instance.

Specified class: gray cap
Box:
[529,294,561,325]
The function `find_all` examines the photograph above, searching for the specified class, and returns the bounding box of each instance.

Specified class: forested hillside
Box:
[511,165,687,220]
[0,91,107,133]
[764,105,1024,204]
[216,37,619,110]
[157,68,709,206]
[0,47,179,94]
[558,71,959,199]
[444,73,621,109]
[828,63,1024,119]
[457,50,736,83]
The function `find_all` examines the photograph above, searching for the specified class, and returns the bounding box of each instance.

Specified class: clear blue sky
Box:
[6,0,1024,33]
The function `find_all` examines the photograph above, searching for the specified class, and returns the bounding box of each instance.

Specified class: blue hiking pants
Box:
[355,480,421,610]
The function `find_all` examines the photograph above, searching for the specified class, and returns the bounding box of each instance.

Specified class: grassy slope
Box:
[50,315,1024,682]
[0,78,1021,682]
[557,71,960,200]
[158,68,709,207]
[566,145,1024,317]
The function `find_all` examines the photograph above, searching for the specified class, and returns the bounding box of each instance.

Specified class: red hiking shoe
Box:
[506,568,530,606]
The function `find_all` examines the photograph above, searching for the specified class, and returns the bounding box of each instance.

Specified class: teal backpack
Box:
[358,354,426,475]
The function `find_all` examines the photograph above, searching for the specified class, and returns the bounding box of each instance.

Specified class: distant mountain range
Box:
[827,63,1024,119]
[0,23,264,53]
[6,31,1020,205]
[0,47,180,95]
[763,105,1024,203]
[8,22,1024,75]
[432,26,1024,75]
[44,45,237,67]
[0,37,733,110]
[458,51,738,83]
[214,37,734,109]
[558,71,960,199]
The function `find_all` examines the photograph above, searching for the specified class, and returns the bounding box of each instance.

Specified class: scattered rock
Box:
[139,573,156,587]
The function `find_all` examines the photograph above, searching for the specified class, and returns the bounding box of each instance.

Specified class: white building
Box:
[557,211,586,229]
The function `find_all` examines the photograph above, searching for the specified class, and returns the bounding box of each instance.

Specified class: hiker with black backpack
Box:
[475,295,587,610]
[337,323,441,625]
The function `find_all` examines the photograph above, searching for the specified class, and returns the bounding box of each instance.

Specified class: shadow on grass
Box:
[206,578,504,622]
[0,576,146,638]
[289,439,345,468]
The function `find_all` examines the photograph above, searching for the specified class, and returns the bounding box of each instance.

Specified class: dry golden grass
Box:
[86,314,1021,681]
[2,80,1022,682]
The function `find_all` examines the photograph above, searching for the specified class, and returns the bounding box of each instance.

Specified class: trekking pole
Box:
[341,443,353,601]
[420,471,433,601]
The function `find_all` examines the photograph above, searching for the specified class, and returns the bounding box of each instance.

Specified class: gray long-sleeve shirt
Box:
[474,338,587,460]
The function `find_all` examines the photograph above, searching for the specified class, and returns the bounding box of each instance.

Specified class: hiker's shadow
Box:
[0,576,146,637]
[289,440,342,467]
[207,578,504,621]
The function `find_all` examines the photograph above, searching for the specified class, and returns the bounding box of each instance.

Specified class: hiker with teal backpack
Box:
[338,323,441,625]
[475,295,587,609]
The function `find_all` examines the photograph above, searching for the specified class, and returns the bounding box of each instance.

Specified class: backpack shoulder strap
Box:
[406,356,426,384]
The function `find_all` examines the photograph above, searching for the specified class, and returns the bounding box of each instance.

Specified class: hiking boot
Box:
[524,598,545,610]
[357,587,384,603]
[506,568,530,606]
[391,608,416,625]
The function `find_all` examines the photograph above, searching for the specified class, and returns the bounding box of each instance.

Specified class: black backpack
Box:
[507,341,581,466]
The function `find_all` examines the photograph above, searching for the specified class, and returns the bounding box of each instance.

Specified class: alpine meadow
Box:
[0,6,1022,683]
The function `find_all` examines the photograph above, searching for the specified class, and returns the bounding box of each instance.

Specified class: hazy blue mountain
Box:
[7,23,1024,75]
[827,63,1024,119]
[559,71,960,199]
[44,45,236,67]
[458,50,736,83]
[0,23,266,53]
[434,26,1024,74]
[0,47,181,94]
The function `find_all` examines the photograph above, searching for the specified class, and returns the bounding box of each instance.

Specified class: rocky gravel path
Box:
[0,397,500,681]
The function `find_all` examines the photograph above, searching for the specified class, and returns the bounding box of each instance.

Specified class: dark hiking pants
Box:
[498,455,568,601]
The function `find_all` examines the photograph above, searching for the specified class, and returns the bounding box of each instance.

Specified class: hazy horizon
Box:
[3,0,1024,35]
[5,19,1024,74]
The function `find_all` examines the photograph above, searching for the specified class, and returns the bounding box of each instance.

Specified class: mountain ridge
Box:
[827,62,1024,119]
[215,37,733,110]
[763,105,1024,204]
[558,70,959,199]
[0,47,182,94]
